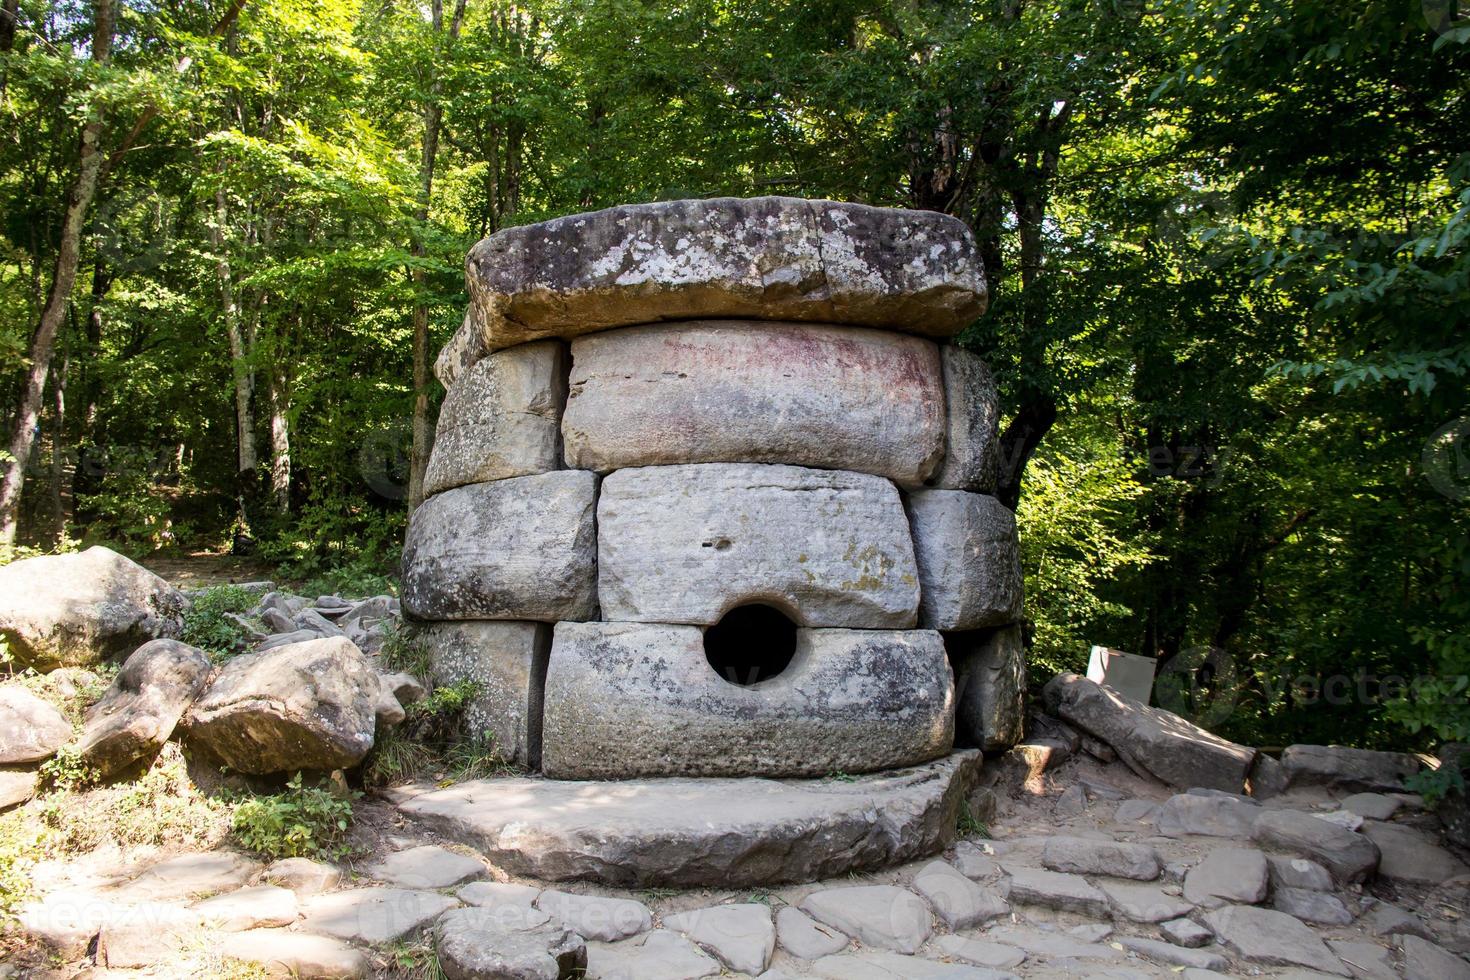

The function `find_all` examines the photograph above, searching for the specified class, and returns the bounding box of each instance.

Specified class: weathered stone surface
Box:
[425,340,566,497]
[562,321,944,485]
[597,463,919,627]
[813,951,1011,979]
[664,903,775,975]
[369,845,486,889]
[1183,846,1269,907]
[452,197,987,374]
[541,622,953,778]
[416,620,550,767]
[1155,792,1259,838]
[1098,881,1193,923]
[1281,744,1420,792]
[908,490,1022,631]
[1161,917,1213,948]
[77,638,210,777]
[1327,940,1398,980]
[0,766,37,809]
[930,345,1000,492]
[1400,935,1470,980]
[984,925,1123,962]
[1361,819,1469,885]
[263,857,341,895]
[1117,936,1228,972]
[192,884,299,931]
[949,626,1025,751]
[1272,885,1354,925]
[393,751,980,887]
[536,890,652,942]
[220,928,368,978]
[1363,900,1435,940]
[911,859,1009,929]
[1203,904,1350,975]
[459,881,541,908]
[1042,672,1256,792]
[0,685,70,764]
[0,546,186,670]
[952,841,1000,879]
[800,885,932,954]
[1267,855,1334,892]
[1248,751,1290,799]
[401,471,598,622]
[1340,792,1401,821]
[930,934,1025,970]
[1041,836,1161,881]
[1251,808,1380,883]
[186,636,378,775]
[299,888,458,944]
[96,903,202,968]
[776,906,849,959]
[116,851,257,901]
[584,930,720,980]
[1002,866,1109,918]
[435,905,587,980]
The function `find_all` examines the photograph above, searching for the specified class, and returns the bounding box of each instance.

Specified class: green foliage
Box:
[0,814,41,919]
[363,680,510,786]
[180,585,262,660]
[231,772,357,859]
[379,623,432,679]
[39,745,99,792]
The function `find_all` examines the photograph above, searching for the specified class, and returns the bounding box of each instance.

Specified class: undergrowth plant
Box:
[231,772,357,859]
[181,585,262,659]
[364,680,516,786]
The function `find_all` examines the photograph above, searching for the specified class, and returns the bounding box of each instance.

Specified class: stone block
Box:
[907,490,1022,630]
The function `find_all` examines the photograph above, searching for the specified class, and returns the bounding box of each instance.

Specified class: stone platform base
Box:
[387,750,980,888]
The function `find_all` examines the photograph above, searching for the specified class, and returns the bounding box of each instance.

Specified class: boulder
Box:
[0,767,37,809]
[1002,866,1110,918]
[1202,904,1350,975]
[1041,836,1161,881]
[392,751,981,887]
[448,196,987,377]
[0,546,186,670]
[541,622,953,778]
[1042,672,1256,792]
[1399,935,1470,980]
[435,905,586,980]
[0,685,71,764]
[1271,886,1354,925]
[401,470,597,623]
[597,463,919,627]
[563,321,945,487]
[1250,808,1380,883]
[1097,881,1193,923]
[76,639,211,778]
[415,620,551,767]
[1183,847,1269,907]
[1281,744,1421,792]
[186,636,378,774]
[1154,792,1259,838]
[424,340,567,498]
[907,490,1023,630]
[930,345,1001,492]
[1360,820,1469,885]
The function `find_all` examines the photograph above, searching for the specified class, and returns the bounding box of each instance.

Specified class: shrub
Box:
[363,680,512,786]
[231,772,357,859]
[0,815,40,919]
[379,622,431,678]
[181,585,262,659]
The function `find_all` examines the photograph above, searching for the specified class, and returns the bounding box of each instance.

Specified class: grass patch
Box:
[364,680,523,787]
[381,938,447,980]
[181,584,263,659]
[379,622,432,678]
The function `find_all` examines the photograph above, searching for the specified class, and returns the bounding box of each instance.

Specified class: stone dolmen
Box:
[401,196,1024,795]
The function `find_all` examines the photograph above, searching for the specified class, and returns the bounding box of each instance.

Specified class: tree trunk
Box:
[0,0,114,547]
[0,0,18,54]
[268,360,290,513]
[213,187,257,479]
[406,0,468,514]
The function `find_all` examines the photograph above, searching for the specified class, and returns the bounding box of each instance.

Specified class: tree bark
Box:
[407,0,468,513]
[268,359,290,513]
[212,187,257,478]
[0,0,114,547]
[0,0,18,54]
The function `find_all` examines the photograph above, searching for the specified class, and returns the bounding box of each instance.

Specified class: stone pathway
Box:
[8,752,1470,979]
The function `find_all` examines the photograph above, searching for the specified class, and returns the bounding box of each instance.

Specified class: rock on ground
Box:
[1154,792,1259,838]
[1272,885,1354,925]
[400,470,598,622]
[663,902,775,974]
[799,885,933,954]
[775,906,849,959]
[596,462,919,628]
[1281,743,1421,792]
[449,196,987,378]
[263,857,341,895]
[391,751,979,887]
[0,546,186,670]
[1040,835,1161,881]
[186,636,378,774]
[368,845,486,889]
[298,888,459,944]
[424,339,566,497]
[911,859,1009,929]
[0,767,37,809]
[1203,904,1350,975]
[536,890,652,942]
[435,905,587,980]
[931,345,1001,492]
[192,884,298,931]
[1250,807,1381,883]
[1400,934,1470,980]
[540,622,953,778]
[1042,672,1256,792]
[77,638,211,778]
[930,933,1026,969]
[948,625,1025,751]
[907,490,1022,630]
[1002,865,1110,918]
[1097,881,1193,923]
[0,685,71,764]
[116,851,257,901]
[562,321,945,486]
[1183,846,1269,907]
[1360,819,1469,885]
[583,929,720,980]
[219,928,368,978]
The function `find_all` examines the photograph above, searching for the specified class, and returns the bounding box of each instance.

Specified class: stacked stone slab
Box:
[402,196,1026,776]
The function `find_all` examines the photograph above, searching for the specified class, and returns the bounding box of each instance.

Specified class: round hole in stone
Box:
[703,603,798,687]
